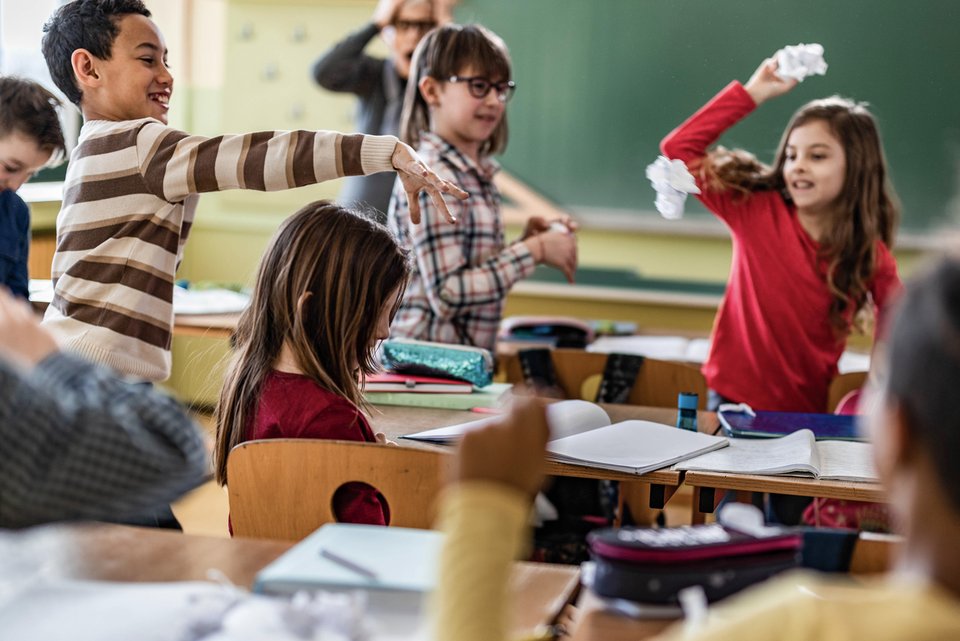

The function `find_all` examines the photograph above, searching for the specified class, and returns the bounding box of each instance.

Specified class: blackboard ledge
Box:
[568,205,950,251]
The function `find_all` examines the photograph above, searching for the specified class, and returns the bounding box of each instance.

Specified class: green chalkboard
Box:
[454,0,960,234]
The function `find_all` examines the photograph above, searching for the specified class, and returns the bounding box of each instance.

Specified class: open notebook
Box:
[402,400,728,475]
[673,429,878,482]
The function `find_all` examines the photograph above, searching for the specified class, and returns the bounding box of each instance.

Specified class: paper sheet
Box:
[645,156,701,220]
[775,43,828,82]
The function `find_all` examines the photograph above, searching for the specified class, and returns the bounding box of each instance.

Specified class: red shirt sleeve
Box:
[660,81,768,230]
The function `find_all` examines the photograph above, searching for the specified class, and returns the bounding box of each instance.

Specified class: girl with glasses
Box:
[387,23,577,352]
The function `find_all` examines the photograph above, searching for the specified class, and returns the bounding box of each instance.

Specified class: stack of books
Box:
[362,373,512,410]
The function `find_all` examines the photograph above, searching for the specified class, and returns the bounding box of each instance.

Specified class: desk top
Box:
[11,523,579,639]
[368,404,719,485]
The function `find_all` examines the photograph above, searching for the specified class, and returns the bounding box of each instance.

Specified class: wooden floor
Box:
[172,412,230,537]
[172,412,700,539]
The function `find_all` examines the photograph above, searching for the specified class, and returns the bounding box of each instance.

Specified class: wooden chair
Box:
[848,532,902,574]
[827,371,868,413]
[227,439,454,541]
[503,348,708,409]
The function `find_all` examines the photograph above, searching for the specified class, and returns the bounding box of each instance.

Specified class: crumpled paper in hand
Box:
[775,43,828,82]
[645,155,700,220]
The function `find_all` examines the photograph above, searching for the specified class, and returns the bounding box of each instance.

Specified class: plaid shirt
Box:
[0,352,207,528]
[387,133,536,352]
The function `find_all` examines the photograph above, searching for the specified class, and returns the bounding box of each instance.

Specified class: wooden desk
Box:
[13,523,580,639]
[685,470,887,524]
[368,404,721,514]
[569,591,677,641]
[173,313,240,339]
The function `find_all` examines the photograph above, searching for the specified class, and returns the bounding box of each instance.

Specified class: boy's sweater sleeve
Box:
[312,22,383,95]
[396,189,537,319]
[431,482,531,641]
[0,352,208,529]
[136,122,397,202]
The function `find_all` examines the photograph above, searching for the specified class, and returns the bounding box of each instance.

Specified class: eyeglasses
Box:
[447,76,516,102]
[393,19,437,33]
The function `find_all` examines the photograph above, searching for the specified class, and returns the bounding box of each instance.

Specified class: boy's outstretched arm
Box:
[137,125,466,224]
[432,397,550,641]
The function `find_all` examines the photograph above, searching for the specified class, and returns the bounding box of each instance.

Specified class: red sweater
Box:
[661,82,901,412]
[243,370,390,526]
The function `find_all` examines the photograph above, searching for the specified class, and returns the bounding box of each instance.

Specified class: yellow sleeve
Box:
[431,482,531,641]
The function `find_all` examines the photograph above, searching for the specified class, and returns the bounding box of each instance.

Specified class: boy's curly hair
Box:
[42,0,152,106]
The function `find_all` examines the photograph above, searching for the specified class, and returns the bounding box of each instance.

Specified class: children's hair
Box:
[400,23,511,156]
[213,202,410,485]
[700,97,900,335]
[884,256,960,512]
[0,77,66,163]
[42,0,152,106]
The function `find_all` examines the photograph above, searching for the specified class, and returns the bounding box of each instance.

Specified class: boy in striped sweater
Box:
[40,0,465,382]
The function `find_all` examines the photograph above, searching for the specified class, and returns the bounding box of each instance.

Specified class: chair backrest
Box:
[849,532,902,574]
[827,371,868,413]
[502,348,707,408]
[227,439,454,541]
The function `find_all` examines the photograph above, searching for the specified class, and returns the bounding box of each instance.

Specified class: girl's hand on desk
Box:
[456,396,549,498]
[744,56,798,106]
[0,288,59,369]
[392,142,469,225]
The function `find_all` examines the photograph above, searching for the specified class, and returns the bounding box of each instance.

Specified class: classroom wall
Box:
[25,0,935,404]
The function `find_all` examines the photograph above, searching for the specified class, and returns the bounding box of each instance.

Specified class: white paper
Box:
[816,440,879,482]
[674,429,818,476]
[0,579,415,641]
[173,287,250,315]
[775,43,828,82]
[645,156,701,220]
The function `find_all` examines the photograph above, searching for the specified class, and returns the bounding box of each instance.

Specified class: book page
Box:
[674,429,818,476]
[816,440,879,482]
[546,420,728,474]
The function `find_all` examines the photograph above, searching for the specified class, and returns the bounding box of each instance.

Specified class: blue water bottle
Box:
[676,392,699,431]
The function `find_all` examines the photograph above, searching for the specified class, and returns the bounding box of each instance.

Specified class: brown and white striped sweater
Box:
[42,118,398,381]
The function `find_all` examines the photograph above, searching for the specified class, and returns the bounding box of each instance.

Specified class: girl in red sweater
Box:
[661,53,901,416]
[214,201,410,527]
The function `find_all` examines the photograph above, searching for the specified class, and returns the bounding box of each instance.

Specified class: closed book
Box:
[254,523,443,615]
[363,373,472,394]
[364,382,512,410]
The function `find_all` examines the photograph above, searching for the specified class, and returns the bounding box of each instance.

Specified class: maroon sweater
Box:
[241,370,390,526]
[661,82,901,412]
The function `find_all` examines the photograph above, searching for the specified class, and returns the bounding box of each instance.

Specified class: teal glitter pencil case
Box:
[379,338,494,388]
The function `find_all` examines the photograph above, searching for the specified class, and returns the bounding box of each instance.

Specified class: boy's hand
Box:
[744,56,799,105]
[392,142,469,225]
[456,396,549,498]
[0,288,59,369]
[373,0,406,29]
